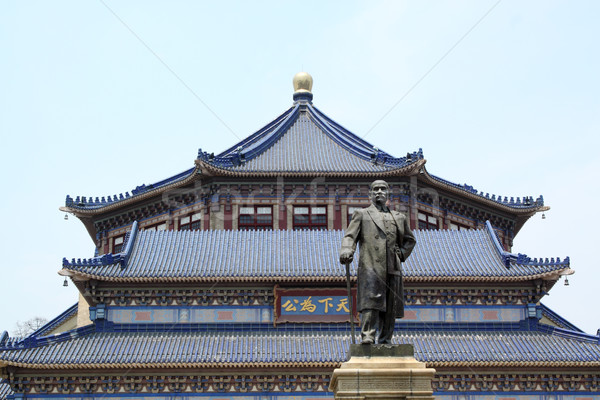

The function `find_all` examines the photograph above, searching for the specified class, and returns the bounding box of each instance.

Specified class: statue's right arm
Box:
[340,210,361,264]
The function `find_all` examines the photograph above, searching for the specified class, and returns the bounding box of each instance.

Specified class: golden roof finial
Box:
[293,72,313,94]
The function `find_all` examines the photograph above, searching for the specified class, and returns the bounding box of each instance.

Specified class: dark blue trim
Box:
[7,312,596,352]
[8,391,334,398]
[540,303,583,332]
[432,390,600,396]
[216,106,297,158]
[536,323,600,344]
[28,303,78,339]
[63,221,138,268]
[0,324,96,350]
[428,172,545,209]
[108,305,270,311]
[120,221,138,266]
[65,168,196,210]
[237,107,300,163]
[198,103,420,171]
[5,391,600,399]
[311,105,395,158]
[199,106,300,168]
[309,105,423,167]
[1,320,548,350]
[485,221,569,268]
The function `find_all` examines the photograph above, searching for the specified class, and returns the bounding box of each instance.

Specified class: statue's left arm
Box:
[398,215,416,262]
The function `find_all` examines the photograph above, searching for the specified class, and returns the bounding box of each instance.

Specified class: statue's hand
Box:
[393,245,404,261]
[339,250,354,264]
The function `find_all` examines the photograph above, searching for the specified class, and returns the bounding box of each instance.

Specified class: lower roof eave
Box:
[59,268,572,285]
[419,168,550,216]
[2,361,341,370]
[3,360,599,371]
[427,360,600,368]
[60,166,201,217]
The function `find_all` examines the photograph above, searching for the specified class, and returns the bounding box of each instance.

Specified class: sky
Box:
[0,1,598,335]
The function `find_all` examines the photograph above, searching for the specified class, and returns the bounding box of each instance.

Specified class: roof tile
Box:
[63,223,569,281]
[1,329,599,366]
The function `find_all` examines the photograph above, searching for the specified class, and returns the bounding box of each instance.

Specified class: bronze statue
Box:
[339,180,416,344]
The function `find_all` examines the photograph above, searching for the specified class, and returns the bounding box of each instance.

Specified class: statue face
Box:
[370,181,389,206]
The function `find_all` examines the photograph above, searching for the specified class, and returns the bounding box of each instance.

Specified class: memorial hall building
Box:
[1,73,599,399]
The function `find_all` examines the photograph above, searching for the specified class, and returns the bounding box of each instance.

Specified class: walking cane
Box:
[344,261,356,345]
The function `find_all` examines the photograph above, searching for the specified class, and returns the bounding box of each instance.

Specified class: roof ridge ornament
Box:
[293,72,313,103]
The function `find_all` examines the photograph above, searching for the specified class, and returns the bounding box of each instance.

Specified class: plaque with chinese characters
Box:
[274,286,358,324]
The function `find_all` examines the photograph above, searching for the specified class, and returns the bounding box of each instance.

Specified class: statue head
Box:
[369,180,390,206]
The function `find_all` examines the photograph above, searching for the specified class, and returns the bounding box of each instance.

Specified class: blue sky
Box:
[1,1,598,334]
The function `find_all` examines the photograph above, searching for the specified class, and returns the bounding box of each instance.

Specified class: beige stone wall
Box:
[232,205,238,230]
[210,209,224,230]
[47,314,77,335]
[76,293,93,328]
[540,316,561,328]
[286,204,293,230]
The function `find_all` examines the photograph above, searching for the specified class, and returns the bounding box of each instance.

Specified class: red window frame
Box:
[448,221,470,231]
[113,235,125,253]
[418,211,438,230]
[144,222,168,231]
[239,205,273,230]
[293,205,327,230]
[180,213,202,231]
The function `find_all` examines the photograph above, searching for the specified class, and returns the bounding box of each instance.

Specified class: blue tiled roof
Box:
[425,172,546,210]
[197,104,422,173]
[61,221,570,282]
[0,382,13,400]
[1,325,598,367]
[64,103,423,212]
[64,167,196,210]
[63,99,543,212]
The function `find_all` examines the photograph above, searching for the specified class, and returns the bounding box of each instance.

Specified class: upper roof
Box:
[197,104,423,176]
[60,221,571,284]
[61,75,547,216]
[1,321,598,369]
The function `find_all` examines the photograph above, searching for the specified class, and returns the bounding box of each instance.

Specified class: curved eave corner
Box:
[420,167,551,215]
[61,167,200,216]
[485,220,573,283]
[59,221,139,285]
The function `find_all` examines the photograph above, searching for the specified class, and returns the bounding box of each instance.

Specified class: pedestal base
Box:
[330,344,436,400]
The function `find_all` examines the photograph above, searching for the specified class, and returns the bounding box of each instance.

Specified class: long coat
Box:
[340,205,416,316]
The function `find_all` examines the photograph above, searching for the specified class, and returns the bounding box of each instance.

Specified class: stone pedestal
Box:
[330,344,436,400]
